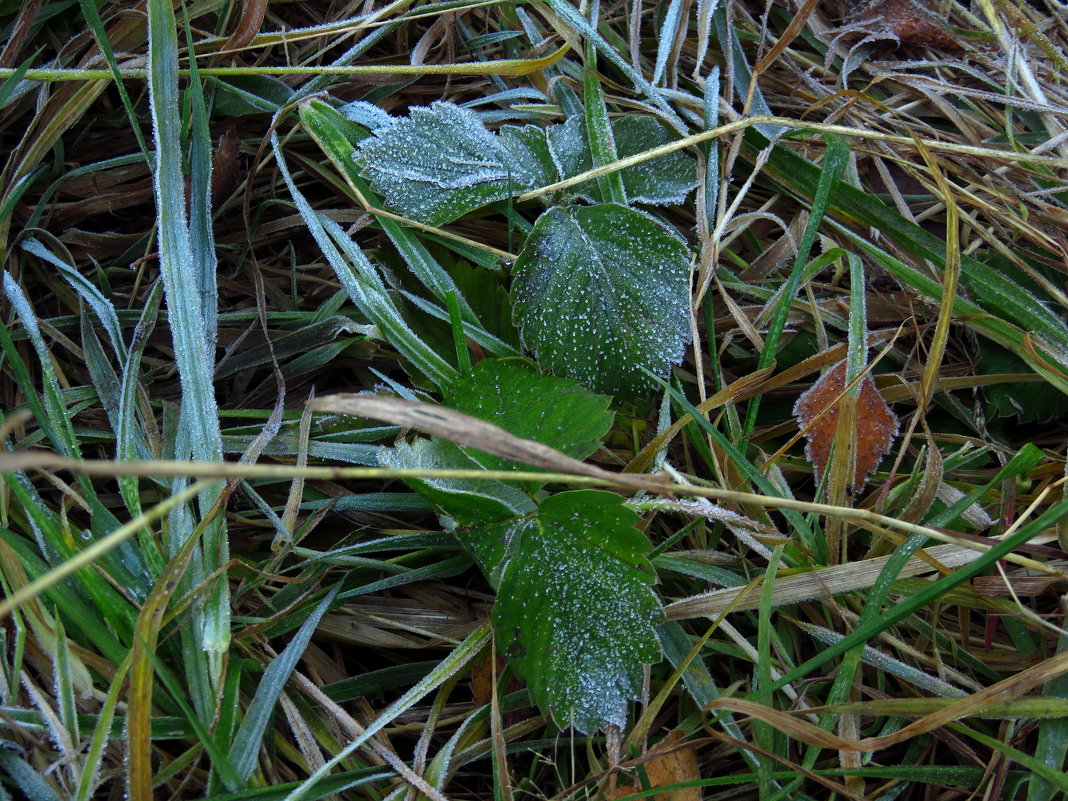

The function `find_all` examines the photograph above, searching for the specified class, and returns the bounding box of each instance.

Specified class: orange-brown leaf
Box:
[609,730,700,801]
[793,360,899,491]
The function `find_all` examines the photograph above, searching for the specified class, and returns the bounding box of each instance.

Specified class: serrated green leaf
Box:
[499,123,558,188]
[980,342,1064,422]
[544,115,696,205]
[354,101,537,225]
[470,490,661,733]
[614,115,696,205]
[379,438,535,533]
[442,359,613,477]
[512,204,691,396]
[546,115,593,195]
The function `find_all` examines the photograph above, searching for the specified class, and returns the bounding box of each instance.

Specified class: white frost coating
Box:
[339,100,396,131]
[798,621,969,698]
[633,497,775,559]
[354,102,540,224]
[490,491,661,733]
[513,204,692,395]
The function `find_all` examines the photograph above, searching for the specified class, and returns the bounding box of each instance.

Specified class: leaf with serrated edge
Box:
[354,102,537,225]
[379,438,534,535]
[614,115,697,205]
[512,204,691,396]
[793,360,899,491]
[545,115,696,205]
[443,359,613,479]
[469,490,662,733]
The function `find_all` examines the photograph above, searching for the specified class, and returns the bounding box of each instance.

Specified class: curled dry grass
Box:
[0,0,1067,799]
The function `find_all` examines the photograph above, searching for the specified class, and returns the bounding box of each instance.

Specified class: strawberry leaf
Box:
[467,490,662,733]
[354,102,539,225]
[512,204,691,396]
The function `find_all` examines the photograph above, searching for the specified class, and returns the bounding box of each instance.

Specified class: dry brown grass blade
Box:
[307,394,673,494]
[222,0,269,52]
[664,542,997,620]
[706,642,1068,749]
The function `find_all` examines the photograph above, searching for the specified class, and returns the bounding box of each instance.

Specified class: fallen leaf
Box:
[609,730,701,801]
[793,360,899,492]
[848,0,963,50]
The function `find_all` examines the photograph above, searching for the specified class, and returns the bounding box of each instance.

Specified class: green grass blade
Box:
[230,587,339,782]
[77,0,148,157]
[541,0,684,130]
[2,273,84,458]
[583,40,627,205]
[272,130,457,388]
[74,658,130,801]
[146,0,227,701]
[282,622,491,801]
[146,0,223,464]
[743,134,849,436]
[750,495,1068,702]
[1028,634,1068,801]
[0,747,63,801]
[756,133,1068,387]
[845,253,866,385]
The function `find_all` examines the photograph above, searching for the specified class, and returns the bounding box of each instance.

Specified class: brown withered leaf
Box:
[848,0,963,50]
[793,360,899,492]
[972,574,1068,597]
[609,730,701,801]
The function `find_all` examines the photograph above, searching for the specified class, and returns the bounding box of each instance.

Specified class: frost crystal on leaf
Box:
[354,102,540,225]
[512,203,692,396]
[471,490,662,733]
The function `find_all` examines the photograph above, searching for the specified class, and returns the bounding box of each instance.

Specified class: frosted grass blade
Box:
[743,134,849,437]
[583,44,627,205]
[146,0,222,465]
[3,273,83,459]
[21,237,125,359]
[230,588,339,781]
[146,0,227,704]
[78,0,148,157]
[541,0,684,131]
[272,130,457,389]
[283,623,492,801]
[652,0,685,86]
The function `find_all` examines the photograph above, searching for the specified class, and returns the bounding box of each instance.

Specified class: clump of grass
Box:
[1,1,1067,799]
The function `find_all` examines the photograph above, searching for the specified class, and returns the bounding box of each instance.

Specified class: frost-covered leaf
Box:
[379,359,612,518]
[354,102,538,225]
[545,115,696,205]
[443,359,613,479]
[614,115,697,205]
[379,437,535,531]
[339,100,396,132]
[512,204,691,396]
[499,124,559,189]
[793,360,899,491]
[546,115,593,191]
[466,490,662,732]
